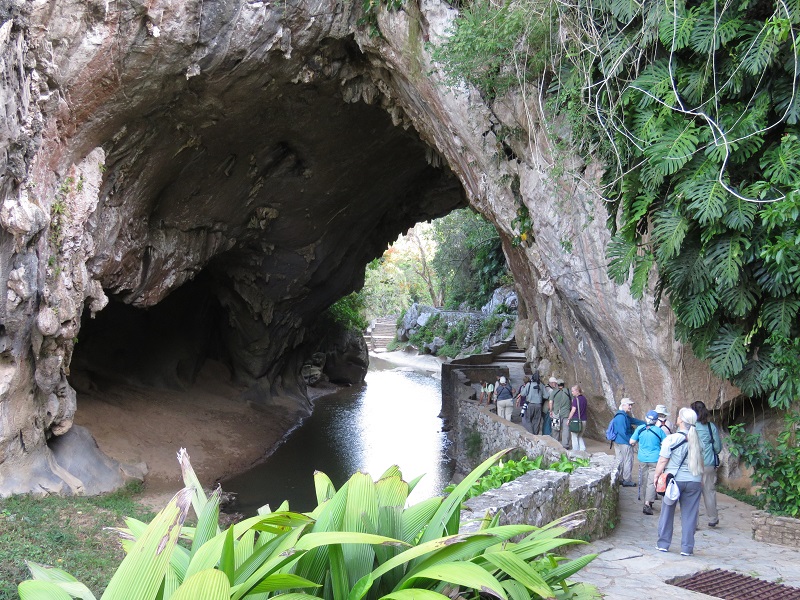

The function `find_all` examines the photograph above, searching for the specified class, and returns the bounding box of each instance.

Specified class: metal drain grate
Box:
[672,569,800,599]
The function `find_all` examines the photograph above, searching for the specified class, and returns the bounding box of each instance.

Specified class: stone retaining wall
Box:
[452,395,622,540]
[752,510,800,549]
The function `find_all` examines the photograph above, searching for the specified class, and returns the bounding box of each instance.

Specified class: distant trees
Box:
[360,209,510,320]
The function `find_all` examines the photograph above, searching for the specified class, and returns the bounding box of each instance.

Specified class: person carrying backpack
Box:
[691,400,723,528]
[526,371,545,435]
[549,379,572,449]
[608,398,646,486]
[630,410,667,514]
[495,376,515,421]
[516,376,532,431]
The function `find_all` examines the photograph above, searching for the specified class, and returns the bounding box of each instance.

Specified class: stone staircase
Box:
[369,317,397,352]
[493,338,527,363]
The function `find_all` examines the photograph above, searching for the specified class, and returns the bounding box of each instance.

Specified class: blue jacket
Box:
[631,424,666,462]
[612,410,646,445]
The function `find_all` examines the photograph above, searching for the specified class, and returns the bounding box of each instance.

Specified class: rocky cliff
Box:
[0,0,735,495]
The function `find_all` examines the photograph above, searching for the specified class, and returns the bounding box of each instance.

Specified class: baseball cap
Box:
[500,376,507,384]
[557,379,565,386]
[646,410,659,424]
[621,398,635,406]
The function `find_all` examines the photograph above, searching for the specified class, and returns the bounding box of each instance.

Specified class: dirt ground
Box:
[73,360,343,507]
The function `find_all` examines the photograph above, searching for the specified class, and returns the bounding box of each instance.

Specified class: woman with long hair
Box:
[567,385,588,451]
[691,400,723,527]
[653,407,704,555]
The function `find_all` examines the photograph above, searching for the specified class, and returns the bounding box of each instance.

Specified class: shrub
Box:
[18,449,600,600]
[728,411,800,516]
[325,292,368,331]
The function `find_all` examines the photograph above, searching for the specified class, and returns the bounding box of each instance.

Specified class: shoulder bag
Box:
[708,423,720,468]
[569,397,583,433]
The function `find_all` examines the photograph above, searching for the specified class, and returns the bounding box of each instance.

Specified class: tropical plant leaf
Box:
[482,550,553,597]
[708,324,748,378]
[675,289,719,328]
[646,122,700,175]
[248,574,321,594]
[18,580,74,600]
[760,297,800,337]
[652,208,689,261]
[543,553,598,584]
[630,251,655,298]
[761,134,800,186]
[659,2,695,49]
[606,236,638,284]
[718,278,761,316]
[25,562,97,600]
[707,234,745,287]
[381,591,451,600]
[738,22,782,76]
[399,562,506,598]
[170,569,230,600]
[722,194,758,232]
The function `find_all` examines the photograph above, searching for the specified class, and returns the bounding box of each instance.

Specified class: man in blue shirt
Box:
[611,398,646,487]
[631,410,667,514]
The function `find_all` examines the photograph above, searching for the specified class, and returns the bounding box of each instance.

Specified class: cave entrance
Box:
[60,35,473,488]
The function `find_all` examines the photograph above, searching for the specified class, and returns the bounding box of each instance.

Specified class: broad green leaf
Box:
[221,526,236,585]
[399,496,441,544]
[248,574,321,594]
[483,551,553,598]
[399,562,506,599]
[343,472,379,590]
[314,471,337,505]
[101,488,192,600]
[295,531,407,551]
[418,449,510,546]
[381,591,451,600]
[170,569,230,600]
[646,122,699,175]
[708,235,744,288]
[708,324,748,378]
[25,563,97,600]
[18,580,74,600]
[544,553,598,584]
[191,488,221,560]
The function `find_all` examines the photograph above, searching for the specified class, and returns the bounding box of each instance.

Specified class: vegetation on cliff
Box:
[432,0,800,511]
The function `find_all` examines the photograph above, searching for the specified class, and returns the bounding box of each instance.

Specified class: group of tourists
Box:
[478,376,723,557]
[612,399,722,556]
[479,371,588,451]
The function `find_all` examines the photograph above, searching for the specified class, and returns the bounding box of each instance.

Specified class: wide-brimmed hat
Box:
[549,377,558,384]
[655,404,669,416]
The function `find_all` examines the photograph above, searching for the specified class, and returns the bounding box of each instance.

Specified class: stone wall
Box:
[752,511,800,549]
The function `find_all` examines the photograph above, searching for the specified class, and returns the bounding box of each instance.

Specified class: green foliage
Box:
[444,455,590,500]
[431,0,554,99]
[717,485,767,510]
[325,292,368,331]
[728,412,800,516]
[431,208,507,309]
[0,483,154,600]
[465,428,482,461]
[17,451,600,600]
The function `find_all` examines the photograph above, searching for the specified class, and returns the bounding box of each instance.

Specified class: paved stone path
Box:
[572,437,800,598]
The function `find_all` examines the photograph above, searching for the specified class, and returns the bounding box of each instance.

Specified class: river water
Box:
[224,360,454,515]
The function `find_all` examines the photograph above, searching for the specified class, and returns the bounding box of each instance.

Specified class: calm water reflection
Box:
[224,365,454,515]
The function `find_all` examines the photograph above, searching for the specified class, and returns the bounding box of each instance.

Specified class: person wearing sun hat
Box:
[495,376,515,421]
[655,404,674,435]
[611,398,646,486]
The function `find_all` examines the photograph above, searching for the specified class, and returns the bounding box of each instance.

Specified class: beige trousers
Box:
[702,465,718,523]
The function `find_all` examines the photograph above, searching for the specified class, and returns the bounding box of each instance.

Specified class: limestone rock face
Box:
[0,0,735,494]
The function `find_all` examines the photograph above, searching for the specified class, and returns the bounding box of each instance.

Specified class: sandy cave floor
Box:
[72,351,445,509]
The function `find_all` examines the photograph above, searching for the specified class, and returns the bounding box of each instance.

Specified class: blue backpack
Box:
[605,417,618,448]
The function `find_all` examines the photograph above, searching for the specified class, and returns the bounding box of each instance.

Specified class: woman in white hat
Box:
[495,376,515,421]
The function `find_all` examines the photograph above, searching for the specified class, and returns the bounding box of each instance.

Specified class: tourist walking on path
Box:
[479,380,490,405]
[630,410,667,515]
[549,379,572,449]
[542,377,557,436]
[495,376,515,421]
[691,400,723,528]
[654,407,705,555]
[611,398,646,486]
[567,385,588,451]
[526,371,545,434]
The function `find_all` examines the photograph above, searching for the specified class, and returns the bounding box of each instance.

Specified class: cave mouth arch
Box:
[60,34,468,487]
